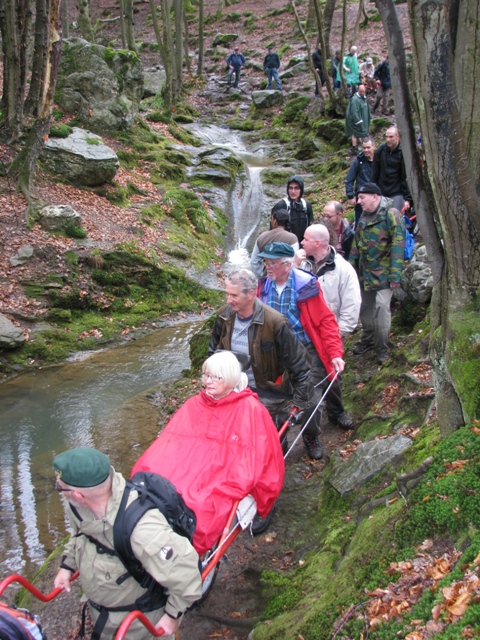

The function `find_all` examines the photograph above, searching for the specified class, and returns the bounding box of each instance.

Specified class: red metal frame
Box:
[114,611,164,639]
[0,571,78,600]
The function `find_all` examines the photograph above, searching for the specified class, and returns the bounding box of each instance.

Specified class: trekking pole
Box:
[284,371,339,459]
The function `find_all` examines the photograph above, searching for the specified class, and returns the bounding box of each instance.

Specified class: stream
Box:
[0,126,273,581]
[0,320,205,577]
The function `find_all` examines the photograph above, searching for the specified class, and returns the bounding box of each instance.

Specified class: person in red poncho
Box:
[132,351,285,556]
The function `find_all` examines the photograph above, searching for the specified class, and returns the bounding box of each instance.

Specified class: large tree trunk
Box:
[377,0,480,434]
[76,0,95,42]
[25,0,49,116]
[1,0,25,142]
[312,0,336,103]
[197,0,204,77]
[124,0,137,53]
[119,0,126,48]
[149,0,173,110]
[323,0,336,59]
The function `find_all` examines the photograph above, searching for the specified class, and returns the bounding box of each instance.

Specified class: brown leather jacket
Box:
[208,298,312,406]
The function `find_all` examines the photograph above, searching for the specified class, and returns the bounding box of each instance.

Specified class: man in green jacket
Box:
[345,84,371,150]
[349,182,405,364]
[53,448,202,639]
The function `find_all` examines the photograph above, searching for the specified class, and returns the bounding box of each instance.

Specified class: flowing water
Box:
[0,125,272,584]
[0,320,205,578]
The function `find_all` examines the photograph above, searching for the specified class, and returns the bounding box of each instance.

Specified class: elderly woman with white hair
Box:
[133,351,285,555]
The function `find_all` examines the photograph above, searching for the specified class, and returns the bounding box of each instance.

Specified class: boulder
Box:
[251,90,285,109]
[0,314,25,349]
[329,435,412,496]
[280,61,309,79]
[143,67,166,97]
[294,137,324,160]
[38,205,82,232]
[42,127,119,186]
[212,33,238,47]
[286,54,308,69]
[399,244,433,303]
[10,245,34,267]
[56,37,144,130]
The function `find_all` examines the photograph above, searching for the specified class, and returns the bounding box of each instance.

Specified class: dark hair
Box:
[272,207,291,230]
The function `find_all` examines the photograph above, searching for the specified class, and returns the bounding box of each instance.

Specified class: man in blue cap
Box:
[257,242,346,455]
[53,447,202,639]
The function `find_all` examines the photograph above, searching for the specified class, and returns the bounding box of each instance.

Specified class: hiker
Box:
[312,44,326,95]
[256,242,345,458]
[133,351,285,542]
[294,224,360,431]
[345,136,376,229]
[371,125,412,212]
[341,45,359,97]
[349,183,405,364]
[321,201,355,260]
[207,269,320,458]
[345,84,371,151]
[263,45,282,91]
[53,447,202,639]
[226,45,246,88]
[373,54,391,115]
[250,204,299,278]
[273,176,314,243]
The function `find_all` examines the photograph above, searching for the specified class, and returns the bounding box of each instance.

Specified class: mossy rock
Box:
[370,116,391,135]
[211,33,239,46]
[172,113,194,124]
[163,188,209,232]
[313,117,348,148]
[261,167,293,185]
[49,124,73,138]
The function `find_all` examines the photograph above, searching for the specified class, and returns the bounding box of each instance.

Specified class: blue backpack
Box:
[403,213,415,260]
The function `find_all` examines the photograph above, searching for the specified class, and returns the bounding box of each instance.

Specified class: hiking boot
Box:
[251,503,276,535]
[352,341,374,355]
[303,434,323,460]
[332,413,355,431]
[377,351,390,364]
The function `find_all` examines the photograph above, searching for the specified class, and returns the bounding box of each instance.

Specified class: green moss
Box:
[117,149,139,169]
[261,168,293,185]
[167,123,201,146]
[147,111,172,124]
[163,188,208,232]
[65,224,87,239]
[49,124,72,138]
[225,11,241,21]
[85,136,100,145]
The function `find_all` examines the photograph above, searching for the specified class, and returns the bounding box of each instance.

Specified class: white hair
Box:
[202,351,248,392]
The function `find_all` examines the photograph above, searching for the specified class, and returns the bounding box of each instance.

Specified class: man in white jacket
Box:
[294,223,361,430]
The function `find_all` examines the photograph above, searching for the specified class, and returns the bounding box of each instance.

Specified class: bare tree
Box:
[25,0,49,116]
[197,0,204,77]
[375,0,480,434]
[353,0,368,41]
[124,0,137,53]
[323,0,336,59]
[291,0,324,105]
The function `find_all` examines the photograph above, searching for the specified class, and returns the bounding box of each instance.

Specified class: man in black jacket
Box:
[312,45,325,95]
[273,176,314,243]
[345,137,376,228]
[263,45,282,91]
[373,55,391,115]
[371,126,412,212]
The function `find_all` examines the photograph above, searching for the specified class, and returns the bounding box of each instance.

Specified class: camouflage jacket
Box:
[349,197,405,291]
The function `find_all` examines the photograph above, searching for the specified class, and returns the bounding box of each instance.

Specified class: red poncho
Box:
[132,388,285,555]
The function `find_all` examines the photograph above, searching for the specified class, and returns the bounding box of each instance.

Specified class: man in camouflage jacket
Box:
[349,182,405,364]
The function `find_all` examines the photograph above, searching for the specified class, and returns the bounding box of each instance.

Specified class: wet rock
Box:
[212,33,238,46]
[0,314,25,348]
[143,66,166,97]
[56,37,143,130]
[294,137,324,160]
[329,435,412,496]
[280,61,309,79]
[38,205,82,232]
[42,127,119,186]
[251,90,284,108]
[397,244,433,303]
[10,245,34,267]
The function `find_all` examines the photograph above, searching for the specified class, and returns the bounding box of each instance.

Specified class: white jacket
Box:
[301,249,361,335]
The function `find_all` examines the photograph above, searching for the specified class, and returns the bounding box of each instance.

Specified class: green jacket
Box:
[349,197,405,291]
[345,92,371,138]
[60,470,202,639]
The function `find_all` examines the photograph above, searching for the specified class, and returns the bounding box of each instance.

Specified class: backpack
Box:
[402,212,415,260]
[112,471,196,589]
[0,603,46,640]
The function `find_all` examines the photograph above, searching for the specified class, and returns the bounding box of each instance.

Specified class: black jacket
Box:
[371,143,412,202]
[263,52,280,70]
[312,50,325,83]
[273,176,314,243]
[345,152,373,198]
[374,60,391,89]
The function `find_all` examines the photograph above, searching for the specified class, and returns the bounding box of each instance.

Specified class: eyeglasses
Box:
[55,479,73,493]
[201,373,223,382]
[323,214,338,220]
[264,259,289,266]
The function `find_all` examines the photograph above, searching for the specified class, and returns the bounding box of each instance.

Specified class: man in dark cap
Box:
[273,176,314,244]
[263,45,282,91]
[349,183,405,364]
[256,242,345,456]
[53,447,202,639]
[250,205,299,278]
